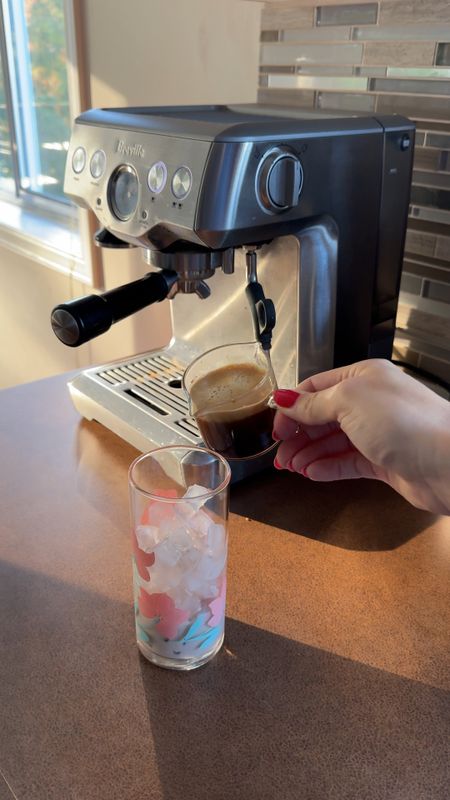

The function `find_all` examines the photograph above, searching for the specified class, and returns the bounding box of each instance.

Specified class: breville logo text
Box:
[116,139,145,158]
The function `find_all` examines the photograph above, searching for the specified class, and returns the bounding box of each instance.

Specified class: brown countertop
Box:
[0,373,449,800]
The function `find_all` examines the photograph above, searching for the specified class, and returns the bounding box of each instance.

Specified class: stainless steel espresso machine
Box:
[51,104,414,474]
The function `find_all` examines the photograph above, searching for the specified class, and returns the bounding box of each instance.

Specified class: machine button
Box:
[90,149,106,179]
[148,161,167,194]
[172,166,192,199]
[72,146,86,174]
[257,146,303,213]
[401,134,411,151]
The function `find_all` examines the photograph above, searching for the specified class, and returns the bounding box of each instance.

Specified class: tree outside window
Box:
[0,0,72,204]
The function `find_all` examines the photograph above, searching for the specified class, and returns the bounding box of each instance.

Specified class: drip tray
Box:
[68,349,201,452]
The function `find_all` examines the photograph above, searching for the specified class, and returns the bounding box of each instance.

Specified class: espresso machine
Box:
[51,104,414,474]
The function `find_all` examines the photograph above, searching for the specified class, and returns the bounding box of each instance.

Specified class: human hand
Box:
[272,359,450,515]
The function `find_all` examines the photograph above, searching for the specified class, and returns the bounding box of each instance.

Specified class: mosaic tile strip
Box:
[404,259,450,285]
[257,87,316,107]
[371,78,450,96]
[316,3,378,27]
[266,74,368,90]
[436,44,450,67]
[405,230,437,258]
[426,133,450,150]
[262,4,313,30]
[317,90,376,110]
[436,237,450,261]
[379,0,450,26]
[376,93,450,121]
[413,171,450,191]
[413,149,444,172]
[363,41,435,67]
[281,25,352,41]
[423,280,450,304]
[400,273,422,294]
[387,67,450,78]
[260,42,364,65]
[352,24,450,41]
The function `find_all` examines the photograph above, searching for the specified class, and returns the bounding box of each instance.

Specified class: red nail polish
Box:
[273,389,300,408]
[274,458,282,470]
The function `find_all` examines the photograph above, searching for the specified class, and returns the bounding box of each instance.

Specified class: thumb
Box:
[271,387,341,427]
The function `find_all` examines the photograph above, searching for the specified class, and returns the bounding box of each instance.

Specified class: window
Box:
[0,0,91,280]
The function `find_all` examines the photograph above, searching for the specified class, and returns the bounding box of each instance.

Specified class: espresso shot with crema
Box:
[183,342,278,461]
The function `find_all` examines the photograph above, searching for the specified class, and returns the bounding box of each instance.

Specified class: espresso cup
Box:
[183,342,278,460]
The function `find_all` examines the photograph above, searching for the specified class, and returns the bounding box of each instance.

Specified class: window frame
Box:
[0,0,102,287]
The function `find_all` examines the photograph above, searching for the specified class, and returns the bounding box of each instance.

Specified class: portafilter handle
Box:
[51,269,178,347]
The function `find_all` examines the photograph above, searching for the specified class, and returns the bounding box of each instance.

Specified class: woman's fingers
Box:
[273,413,339,443]
[276,429,355,473]
[272,385,345,427]
[304,451,378,482]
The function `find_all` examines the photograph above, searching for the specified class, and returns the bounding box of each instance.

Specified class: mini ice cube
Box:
[189,509,213,538]
[154,537,182,568]
[136,524,161,552]
[206,522,226,555]
[183,484,210,510]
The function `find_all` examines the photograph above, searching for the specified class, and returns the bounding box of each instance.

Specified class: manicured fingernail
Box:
[272,389,300,408]
[274,458,282,470]
[286,459,295,473]
[272,430,280,441]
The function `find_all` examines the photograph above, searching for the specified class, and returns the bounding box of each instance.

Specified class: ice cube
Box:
[178,544,202,572]
[189,509,213,540]
[183,570,207,595]
[201,551,227,581]
[136,524,161,552]
[150,567,182,593]
[184,484,209,500]
[183,484,210,511]
[171,586,201,615]
[158,518,190,547]
[170,526,193,552]
[183,547,227,593]
[174,501,197,522]
[154,537,182,568]
[204,582,220,599]
[206,522,226,556]
[142,500,175,527]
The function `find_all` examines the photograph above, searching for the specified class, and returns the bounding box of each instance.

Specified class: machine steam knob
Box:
[257,146,303,213]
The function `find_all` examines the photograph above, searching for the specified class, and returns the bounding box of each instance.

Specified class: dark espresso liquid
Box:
[190,363,275,459]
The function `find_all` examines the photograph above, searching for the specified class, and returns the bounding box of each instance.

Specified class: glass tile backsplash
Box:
[316,3,378,27]
[260,42,364,65]
[256,0,450,379]
[436,43,450,67]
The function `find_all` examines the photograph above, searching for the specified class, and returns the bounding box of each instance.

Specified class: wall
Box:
[248,0,450,382]
[0,0,261,389]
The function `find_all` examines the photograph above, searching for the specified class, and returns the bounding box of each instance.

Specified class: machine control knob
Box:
[257,146,303,213]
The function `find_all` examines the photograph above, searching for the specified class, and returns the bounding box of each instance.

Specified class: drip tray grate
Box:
[93,353,201,443]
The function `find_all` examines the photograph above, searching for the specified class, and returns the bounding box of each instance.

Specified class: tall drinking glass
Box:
[128,446,231,670]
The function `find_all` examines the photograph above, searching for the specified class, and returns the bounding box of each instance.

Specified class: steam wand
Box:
[245,247,276,352]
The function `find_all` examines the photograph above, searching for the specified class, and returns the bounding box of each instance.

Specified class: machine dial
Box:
[108,165,139,221]
[257,146,303,213]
